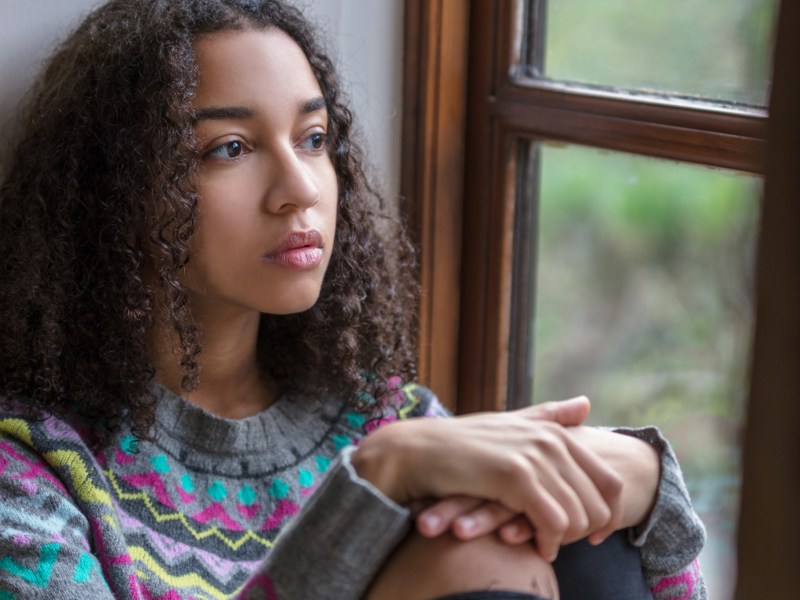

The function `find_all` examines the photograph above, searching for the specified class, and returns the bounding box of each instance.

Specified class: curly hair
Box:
[0,0,418,439]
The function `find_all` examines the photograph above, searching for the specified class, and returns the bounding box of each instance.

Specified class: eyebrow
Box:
[194,106,254,121]
[300,96,327,115]
[194,96,327,122]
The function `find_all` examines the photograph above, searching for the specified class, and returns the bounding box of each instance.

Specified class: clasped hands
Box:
[352,396,660,562]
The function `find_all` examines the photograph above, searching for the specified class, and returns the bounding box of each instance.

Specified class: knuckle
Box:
[571,513,590,536]
[504,454,531,480]
[532,428,564,455]
[548,508,569,534]
[593,503,613,528]
[603,470,624,497]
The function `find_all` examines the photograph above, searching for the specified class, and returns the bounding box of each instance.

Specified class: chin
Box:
[261,290,323,316]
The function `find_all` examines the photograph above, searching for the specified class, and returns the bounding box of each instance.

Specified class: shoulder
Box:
[0,398,115,595]
[393,381,450,419]
[0,396,94,451]
[358,380,449,435]
[0,395,102,493]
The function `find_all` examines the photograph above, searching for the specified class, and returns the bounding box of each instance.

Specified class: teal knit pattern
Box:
[0,381,706,599]
[0,381,443,599]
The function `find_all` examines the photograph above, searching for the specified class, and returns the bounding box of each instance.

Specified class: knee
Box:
[366,530,559,600]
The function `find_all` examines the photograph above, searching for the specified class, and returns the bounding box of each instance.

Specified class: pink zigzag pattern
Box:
[364,415,396,434]
[236,503,261,519]
[192,503,245,531]
[650,559,699,600]
[176,485,196,504]
[127,573,144,600]
[90,518,134,571]
[140,584,186,600]
[0,441,69,494]
[115,448,136,466]
[122,473,176,510]
[116,507,262,578]
[259,500,299,531]
[239,573,278,600]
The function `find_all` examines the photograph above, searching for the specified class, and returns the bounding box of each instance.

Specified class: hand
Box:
[414,427,661,548]
[567,426,661,541]
[352,397,624,561]
[413,397,594,545]
[414,495,537,544]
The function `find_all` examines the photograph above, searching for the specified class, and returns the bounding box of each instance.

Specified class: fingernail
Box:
[504,523,519,538]
[458,516,476,533]
[420,514,440,532]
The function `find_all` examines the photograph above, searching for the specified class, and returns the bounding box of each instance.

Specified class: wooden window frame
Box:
[401,0,469,412]
[459,0,768,414]
[402,0,798,595]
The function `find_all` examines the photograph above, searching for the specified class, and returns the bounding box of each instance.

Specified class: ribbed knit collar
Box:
[150,383,341,458]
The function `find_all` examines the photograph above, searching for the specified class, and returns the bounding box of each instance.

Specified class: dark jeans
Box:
[433,531,652,600]
[554,530,652,599]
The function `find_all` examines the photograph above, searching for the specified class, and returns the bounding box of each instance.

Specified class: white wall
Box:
[301,1,404,198]
[0,0,404,198]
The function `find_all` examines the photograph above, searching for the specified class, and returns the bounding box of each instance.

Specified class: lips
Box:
[263,230,324,269]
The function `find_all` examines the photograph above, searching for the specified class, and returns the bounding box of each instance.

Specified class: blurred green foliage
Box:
[526,3,778,592]
[545,0,778,105]
[531,144,760,597]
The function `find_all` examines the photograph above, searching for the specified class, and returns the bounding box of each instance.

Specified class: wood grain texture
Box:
[401,0,469,411]
[736,0,800,596]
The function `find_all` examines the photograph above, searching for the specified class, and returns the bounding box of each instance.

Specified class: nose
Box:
[263,147,321,214]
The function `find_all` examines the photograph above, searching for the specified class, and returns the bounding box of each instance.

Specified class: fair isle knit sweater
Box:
[0,382,706,599]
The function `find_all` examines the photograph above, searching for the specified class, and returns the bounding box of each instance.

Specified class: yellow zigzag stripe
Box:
[103,389,424,555]
[105,469,276,551]
[398,383,422,418]
[0,421,115,510]
[129,546,233,600]
[45,450,114,506]
[0,418,34,447]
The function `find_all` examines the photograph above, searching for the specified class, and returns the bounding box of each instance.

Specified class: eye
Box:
[204,140,247,160]
[299,132,327,152]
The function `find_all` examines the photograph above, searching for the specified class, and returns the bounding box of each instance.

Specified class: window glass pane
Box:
[530,144,759,596]
[539,0,778,106]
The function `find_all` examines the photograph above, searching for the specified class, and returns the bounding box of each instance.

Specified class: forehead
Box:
[192,28,323,110]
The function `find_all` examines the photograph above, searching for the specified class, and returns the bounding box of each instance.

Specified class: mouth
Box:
[263,230,325,269]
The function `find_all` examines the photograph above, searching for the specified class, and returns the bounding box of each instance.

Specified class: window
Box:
[402,0,787,594]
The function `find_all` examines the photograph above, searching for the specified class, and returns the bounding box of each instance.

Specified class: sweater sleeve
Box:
[612,426,708,600]
[238,390,709,600]
[236,383,441,600]
[240,448,410,600]
[0,422,115,599]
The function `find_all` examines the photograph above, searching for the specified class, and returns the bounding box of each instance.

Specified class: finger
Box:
[559,432,624,539]
[511,468,570,562]
[498,515,536,544]
[508,426,612,550]
[415,496,484,537]
[518,396,591,427]
[528,447,595,544]
[452,502,517,540]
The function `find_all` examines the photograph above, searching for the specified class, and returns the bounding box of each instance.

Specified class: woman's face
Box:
[185,27,338,317]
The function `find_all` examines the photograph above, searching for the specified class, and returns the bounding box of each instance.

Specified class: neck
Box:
[151,303,279,419]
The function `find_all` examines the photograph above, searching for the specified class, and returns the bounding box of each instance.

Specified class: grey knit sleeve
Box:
[244,446,410,600]
[613,426,708,600]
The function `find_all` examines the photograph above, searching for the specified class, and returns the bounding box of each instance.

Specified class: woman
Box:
[0,1,706,598]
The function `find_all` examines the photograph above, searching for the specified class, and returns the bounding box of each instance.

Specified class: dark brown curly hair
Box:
[0,0,418,438]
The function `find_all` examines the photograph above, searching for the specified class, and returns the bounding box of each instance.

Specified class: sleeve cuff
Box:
[258,446,411,600]
[612,426,707,576]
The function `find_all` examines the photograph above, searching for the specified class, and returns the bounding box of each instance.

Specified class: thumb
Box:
[518,395,591,427]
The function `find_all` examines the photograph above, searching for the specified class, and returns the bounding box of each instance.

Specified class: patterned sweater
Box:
[0,382,706,599]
